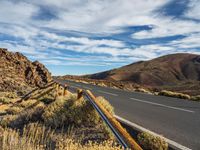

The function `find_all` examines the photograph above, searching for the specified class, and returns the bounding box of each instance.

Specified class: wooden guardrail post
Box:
[63,84,68,96]
[85,90,142,150]
[77,89,83,99]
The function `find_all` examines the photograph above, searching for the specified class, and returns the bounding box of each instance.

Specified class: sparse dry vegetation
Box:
[0,86,124,149]
[158,90,191,99]
[0,123,122,150]
[191,95,200,101]
[0,92,18,104]
[137,132,168,150]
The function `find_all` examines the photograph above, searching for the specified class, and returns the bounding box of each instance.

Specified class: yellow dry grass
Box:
[0,123,123,150]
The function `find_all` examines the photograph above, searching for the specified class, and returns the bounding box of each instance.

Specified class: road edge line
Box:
[114,115,192,150]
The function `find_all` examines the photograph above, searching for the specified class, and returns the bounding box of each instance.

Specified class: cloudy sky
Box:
[0,0,200,75]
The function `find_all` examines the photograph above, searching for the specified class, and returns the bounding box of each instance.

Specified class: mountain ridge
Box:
[83,53,200,95]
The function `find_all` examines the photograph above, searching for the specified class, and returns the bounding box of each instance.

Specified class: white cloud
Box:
[0,1,38,25]
[170,33,200,49]
[132,18,200,39]
[185,0,200,20]
[0,0,200,70]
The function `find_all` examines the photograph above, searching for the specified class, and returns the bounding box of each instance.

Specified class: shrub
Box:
[191,95,200,101]
[18,99,38,108]
[42,93,100,128]
[0,115,17,127]
[0,97,12,104]
[134,88,152,94]
[137,132,168,150]
[0,92,18,99]
[158,90,191,99]
[96,96,114,115]
[6,106,23,115]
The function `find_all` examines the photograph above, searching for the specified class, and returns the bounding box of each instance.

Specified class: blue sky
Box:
[0,0,200,75]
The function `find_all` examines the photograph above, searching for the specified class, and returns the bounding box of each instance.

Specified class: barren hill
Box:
[86,53,200,95]
[0,48,52,93]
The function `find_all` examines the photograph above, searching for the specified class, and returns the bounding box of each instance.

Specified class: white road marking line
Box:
[115,115,192,150]
[98,90,118,96]
[130,97,194,113]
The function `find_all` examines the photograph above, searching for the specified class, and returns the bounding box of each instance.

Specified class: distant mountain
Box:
[85,53,200,95]
[0,48,52,93]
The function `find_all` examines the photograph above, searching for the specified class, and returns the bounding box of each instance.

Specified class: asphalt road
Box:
[57,79,200,150]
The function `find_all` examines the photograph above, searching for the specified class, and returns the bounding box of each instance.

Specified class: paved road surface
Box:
[57,79,200,150]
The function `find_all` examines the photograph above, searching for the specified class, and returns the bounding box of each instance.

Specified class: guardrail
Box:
[55,82,142,150]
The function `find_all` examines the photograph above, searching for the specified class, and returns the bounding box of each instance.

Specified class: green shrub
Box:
[191,95,200,101]
[137,132,168,150]
[158,90,190,99]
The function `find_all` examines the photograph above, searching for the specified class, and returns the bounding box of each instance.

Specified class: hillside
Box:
[0,48,52,94]
[85,53,200,95]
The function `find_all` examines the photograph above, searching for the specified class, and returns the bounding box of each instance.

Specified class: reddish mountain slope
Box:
[86,53,200,95]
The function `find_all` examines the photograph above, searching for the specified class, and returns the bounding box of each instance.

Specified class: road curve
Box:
[58,79,200,150]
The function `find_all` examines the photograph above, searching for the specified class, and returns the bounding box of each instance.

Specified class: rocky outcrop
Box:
[0,48,52,93]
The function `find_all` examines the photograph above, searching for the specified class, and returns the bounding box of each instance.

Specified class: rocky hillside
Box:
[0,48,52,93]
[85,53,200,95]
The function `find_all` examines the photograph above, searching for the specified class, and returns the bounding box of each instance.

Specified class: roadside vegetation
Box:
[0,87,122,150]
[0,85,169,150]
[138,132,168,150]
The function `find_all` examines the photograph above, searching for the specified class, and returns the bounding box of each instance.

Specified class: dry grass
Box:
[134,88,152,94]
[6,106,23,114]
[0,102,45,128]
[0,92,18,104]
[137,132,168,150]
[158,90,191,99]
[191,95,200,101]
[0,122,122,150]
[96,96,114,115]
[42,93,100,128]
[0,92,18,99]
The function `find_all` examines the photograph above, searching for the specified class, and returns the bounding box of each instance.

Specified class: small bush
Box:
[0,115,17,127]
[134,88,152,94]
[158,90,191,99]
[18,99,38,108]
[0,92,18,99]
[6,106,23,114]
[0,97,11,104]
[137,132,168,150]
[96,96,114,115]
[42,93,100,128]
[191,95,200,101]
